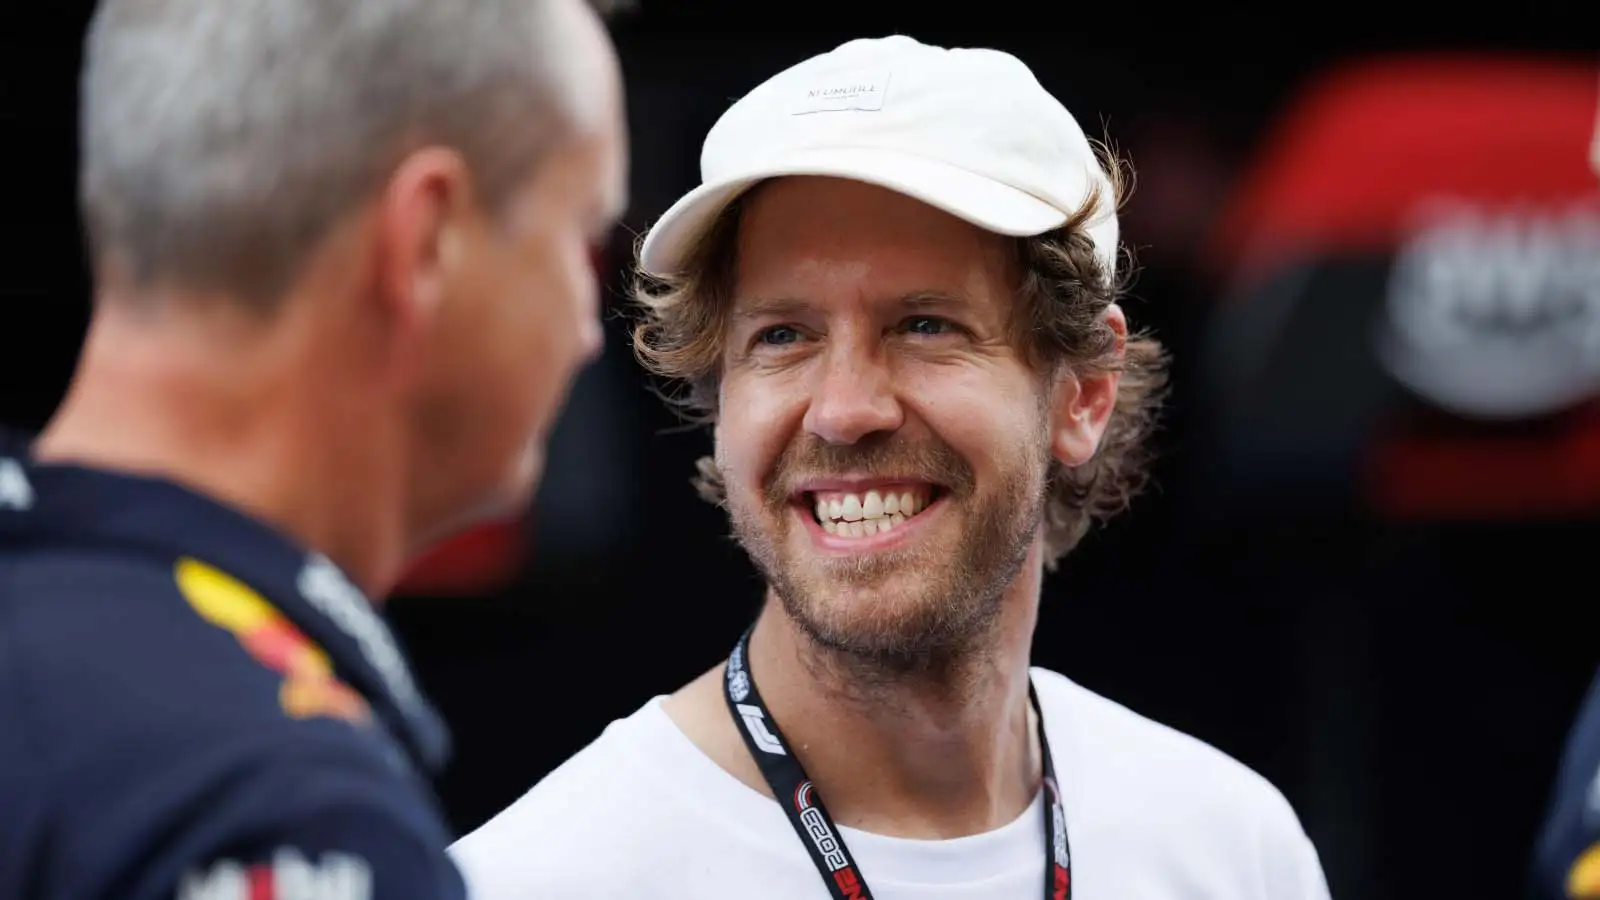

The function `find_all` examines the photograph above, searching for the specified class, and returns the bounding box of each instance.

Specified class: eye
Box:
[755,324,804,346]
[902,315,958,336]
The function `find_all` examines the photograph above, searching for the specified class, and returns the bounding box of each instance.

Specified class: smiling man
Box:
[451,35,1330,900]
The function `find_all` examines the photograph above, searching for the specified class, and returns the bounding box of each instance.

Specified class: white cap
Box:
[637,35,1119,278]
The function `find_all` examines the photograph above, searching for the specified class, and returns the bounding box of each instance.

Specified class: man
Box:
[0,0,626,897]
[1526,78,1600,900]
[451,35,1330,900]
[1534,671,1600,900]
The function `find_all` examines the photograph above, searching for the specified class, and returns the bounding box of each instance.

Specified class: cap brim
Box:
[638,147,1071,276]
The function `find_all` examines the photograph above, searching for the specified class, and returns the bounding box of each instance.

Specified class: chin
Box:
[413,500,507,556]
[482,443,545,518]
[483,467,539,525]
[509,439,546,494]
[418,462,536,552]
[750,494,1033,670]
[770,545,997,667]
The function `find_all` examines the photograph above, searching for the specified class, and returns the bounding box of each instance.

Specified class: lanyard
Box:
[723,627,1072,900]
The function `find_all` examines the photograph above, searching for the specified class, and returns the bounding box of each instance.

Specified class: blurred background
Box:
[4,5,1598,899]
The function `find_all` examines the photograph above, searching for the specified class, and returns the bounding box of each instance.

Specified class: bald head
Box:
[79,0,621,306]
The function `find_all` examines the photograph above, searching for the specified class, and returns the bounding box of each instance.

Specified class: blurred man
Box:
[451,35,1329,899]
[1526,75,1600,900]
[1535,670,1600,900]
[0,0,626,897]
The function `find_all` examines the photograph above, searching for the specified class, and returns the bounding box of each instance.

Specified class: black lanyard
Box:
[723,627,1072,900]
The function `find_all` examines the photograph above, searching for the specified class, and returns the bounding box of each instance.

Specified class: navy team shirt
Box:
[0,430,466,899]
[1532,668,1600,900]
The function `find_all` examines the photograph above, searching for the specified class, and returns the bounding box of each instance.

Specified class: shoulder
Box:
[1,548,378,754]
[451,696,693,898]
[144,749,465,900]
[1530,668,1600,899]
[1,547,241,751]
[1031,667,1331,898]
[1032,667,1292,811]
[0,548,424,879]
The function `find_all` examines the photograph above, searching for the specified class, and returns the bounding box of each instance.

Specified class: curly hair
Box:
[630,147,1168,567]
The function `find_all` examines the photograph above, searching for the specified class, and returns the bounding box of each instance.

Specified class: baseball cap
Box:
[637,35,1119,278]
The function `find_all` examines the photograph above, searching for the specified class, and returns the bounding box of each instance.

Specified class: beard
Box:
[723,422,1052,680]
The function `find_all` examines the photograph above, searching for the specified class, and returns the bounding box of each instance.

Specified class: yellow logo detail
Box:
[175,558,371,726]
[1568,841,1600,899]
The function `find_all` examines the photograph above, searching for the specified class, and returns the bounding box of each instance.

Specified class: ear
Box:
[1049,303,1127,467]
[372,147,473,342]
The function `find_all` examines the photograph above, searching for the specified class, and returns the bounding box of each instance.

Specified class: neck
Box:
[33,292,408,597]
[745,556,1046,839]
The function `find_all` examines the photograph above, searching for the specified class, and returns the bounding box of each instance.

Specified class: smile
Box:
[792,482,945,550]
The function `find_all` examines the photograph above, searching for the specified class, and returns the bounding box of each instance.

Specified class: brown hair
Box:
[630,146,1168,567]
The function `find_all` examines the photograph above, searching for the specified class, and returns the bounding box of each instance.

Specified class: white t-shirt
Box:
[450,668,1332,899]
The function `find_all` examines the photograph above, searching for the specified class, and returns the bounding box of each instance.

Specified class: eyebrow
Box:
[730,290,973,322]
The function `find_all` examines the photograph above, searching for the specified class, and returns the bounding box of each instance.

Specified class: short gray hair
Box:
[80,0,600,306]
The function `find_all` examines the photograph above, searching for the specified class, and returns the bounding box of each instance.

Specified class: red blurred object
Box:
[392,519,528,596]
[1206,54,1600,521]
[1210,54,1600,291]
[1369,407,1600,519]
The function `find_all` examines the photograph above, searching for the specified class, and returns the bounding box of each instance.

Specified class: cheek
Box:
[515,232,599,375]
[453,243,569,441]
[906,365,1043,472]
[530,234,592,332]
[717,370,804,491]
[561,237,604,359]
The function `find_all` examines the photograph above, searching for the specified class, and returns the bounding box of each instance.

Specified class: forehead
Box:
[732,177,1015,314]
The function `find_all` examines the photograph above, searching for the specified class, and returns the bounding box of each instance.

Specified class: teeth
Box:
[811,487,930,536]
[862,491,884,519]
[841,495,863,522]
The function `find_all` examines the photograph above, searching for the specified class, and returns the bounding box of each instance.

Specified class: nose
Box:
[802,342,903,445]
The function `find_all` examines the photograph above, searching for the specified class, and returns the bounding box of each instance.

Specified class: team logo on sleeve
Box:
[1568,841,1600,899]
[179,849,372,900]
[176,557,371,727]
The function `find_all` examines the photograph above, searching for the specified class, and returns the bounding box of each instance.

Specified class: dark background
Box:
[4,5,1598,899]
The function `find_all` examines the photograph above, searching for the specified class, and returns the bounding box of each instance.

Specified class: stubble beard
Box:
[724,430,1051,687]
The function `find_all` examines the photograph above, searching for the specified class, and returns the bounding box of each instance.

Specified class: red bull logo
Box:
[176,557,371,726]
[1570,841,1600,899]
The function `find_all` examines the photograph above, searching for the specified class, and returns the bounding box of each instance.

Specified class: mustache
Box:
[763,433,976,506]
